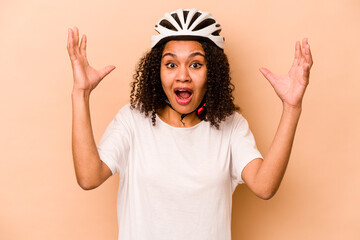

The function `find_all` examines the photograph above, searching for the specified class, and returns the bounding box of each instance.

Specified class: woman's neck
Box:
[157,106,201,128]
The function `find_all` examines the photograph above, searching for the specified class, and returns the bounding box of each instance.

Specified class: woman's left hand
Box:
[259,38,313,109]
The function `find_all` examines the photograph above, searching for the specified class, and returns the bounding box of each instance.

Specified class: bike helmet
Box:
[151,8,225,49]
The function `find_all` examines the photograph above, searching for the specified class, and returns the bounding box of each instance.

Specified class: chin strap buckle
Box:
[196,103,207,116]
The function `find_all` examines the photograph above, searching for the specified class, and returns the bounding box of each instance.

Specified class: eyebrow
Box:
[162,52,205,58]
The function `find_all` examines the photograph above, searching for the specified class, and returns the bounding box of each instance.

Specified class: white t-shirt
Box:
[97,104,262,240]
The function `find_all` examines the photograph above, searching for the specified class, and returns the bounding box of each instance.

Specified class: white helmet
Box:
[151,8,225,49]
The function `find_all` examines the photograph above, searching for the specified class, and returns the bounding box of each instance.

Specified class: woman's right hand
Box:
[67,27,115,93]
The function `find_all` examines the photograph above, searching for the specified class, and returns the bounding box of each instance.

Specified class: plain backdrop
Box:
[1,0,359,239]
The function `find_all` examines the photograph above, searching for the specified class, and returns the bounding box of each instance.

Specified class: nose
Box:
[176,65,191,82]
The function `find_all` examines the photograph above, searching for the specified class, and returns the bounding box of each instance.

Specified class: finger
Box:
[300,38,307,65]
[305,43,313,68]
[73,26,81,56]
[259,67,277,85]
[67,28,77,62]
[301,38,307,56]
[73,26,79,46]
[79,34,87,58]
[98,65,116,80]
[67,28,72,52]
[291,41,301,67]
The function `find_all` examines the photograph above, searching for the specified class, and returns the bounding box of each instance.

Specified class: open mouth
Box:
[175,89,193,99]
[174,88,193,105]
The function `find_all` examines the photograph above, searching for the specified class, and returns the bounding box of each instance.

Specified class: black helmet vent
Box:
[193,19,216,31]
[211,30,221,36]
[159,20,177,31]
[188,12,201,29]
[171,13,183,30]
[183,10,189,22]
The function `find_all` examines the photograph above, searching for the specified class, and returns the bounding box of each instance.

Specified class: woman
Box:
[67,8,313,240]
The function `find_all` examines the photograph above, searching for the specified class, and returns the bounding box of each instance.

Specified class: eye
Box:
[190,62,203,69]
[165,62,176,69]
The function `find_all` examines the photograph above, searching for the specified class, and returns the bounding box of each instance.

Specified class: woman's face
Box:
[160,40,207,114]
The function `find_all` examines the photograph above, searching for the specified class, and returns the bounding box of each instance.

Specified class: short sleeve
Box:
[230,113,263,189]
[97,105,132,176]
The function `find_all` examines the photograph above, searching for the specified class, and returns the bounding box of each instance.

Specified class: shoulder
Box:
[114,103,143,119]
[111,104,137,128]
[112,103,151,128]
[218,111,248,131]
[116,103,134,115]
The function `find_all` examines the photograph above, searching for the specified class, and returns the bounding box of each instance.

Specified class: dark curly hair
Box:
[130,40,238,129]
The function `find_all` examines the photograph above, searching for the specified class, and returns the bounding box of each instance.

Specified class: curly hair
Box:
[130,40,237,129]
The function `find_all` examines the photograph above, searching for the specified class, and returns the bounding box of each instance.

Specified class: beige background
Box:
[1,0,359,239]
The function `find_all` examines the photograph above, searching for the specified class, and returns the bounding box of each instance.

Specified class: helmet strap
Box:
[164,98,206,126]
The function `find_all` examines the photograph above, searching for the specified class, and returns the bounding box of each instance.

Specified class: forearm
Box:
[254,104,302,198]
[246,38,312,199]
[71,90,104,189]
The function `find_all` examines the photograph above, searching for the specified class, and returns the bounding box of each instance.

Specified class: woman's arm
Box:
[242,38,313,200]
[67,27,115,190]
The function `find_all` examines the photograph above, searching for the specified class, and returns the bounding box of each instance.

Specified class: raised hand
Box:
[67,27,115,93]
[259,38,313,109]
